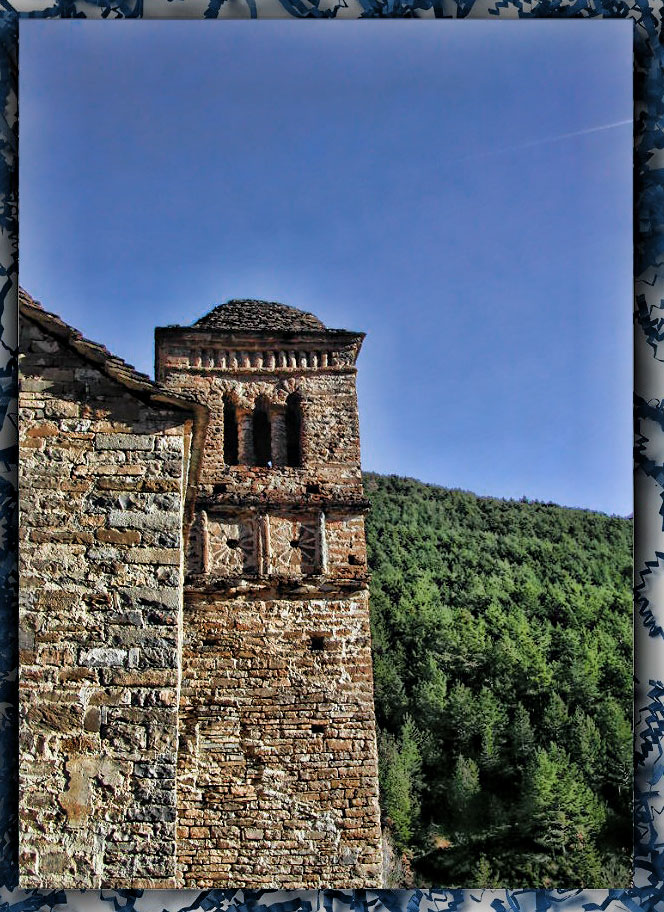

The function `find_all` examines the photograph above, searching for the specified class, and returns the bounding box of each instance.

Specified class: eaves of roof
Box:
[19,287,209,524]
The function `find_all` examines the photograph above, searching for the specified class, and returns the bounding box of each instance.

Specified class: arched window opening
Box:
[223,396,239,465]
[285,393,303,468]
[253,396,272,467]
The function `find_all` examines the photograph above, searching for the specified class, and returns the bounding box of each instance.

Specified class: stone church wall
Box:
[19,317,192,888]
[176,588,382,887]
[18,298,383,890]
[155,322,384,887]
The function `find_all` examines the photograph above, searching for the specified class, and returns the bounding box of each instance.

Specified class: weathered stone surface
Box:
[95,434,155,451]
[20,293,382,889]
[79,648,127,668]
[156,299,383,888]
[19,303,197,890]
[176,590,382,887]
[108,510,180,532]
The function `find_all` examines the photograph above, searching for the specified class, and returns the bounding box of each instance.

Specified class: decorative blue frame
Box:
[0,6,652,912]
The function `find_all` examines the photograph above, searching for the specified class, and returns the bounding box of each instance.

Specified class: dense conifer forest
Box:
[363,472,633,888]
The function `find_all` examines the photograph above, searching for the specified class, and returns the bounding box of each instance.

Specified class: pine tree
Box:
[449,754,481,829]
[510,703,535,768]
[520,745,607,856]
[378,716,423,851]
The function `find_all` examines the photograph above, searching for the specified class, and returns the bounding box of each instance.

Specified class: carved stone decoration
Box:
[269,514,317,576]
[298,519,317,574]
[238,518,259,575]
[207,516,257,576]
[186,510,208,575]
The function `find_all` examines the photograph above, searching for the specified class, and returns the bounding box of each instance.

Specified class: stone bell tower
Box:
[155,299,383,888]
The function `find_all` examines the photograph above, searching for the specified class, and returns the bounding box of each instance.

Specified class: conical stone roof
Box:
[193,299,326,334]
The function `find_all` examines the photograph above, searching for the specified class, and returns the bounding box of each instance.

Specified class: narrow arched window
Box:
[223,395,239,465]
[253,396,272,467]
[285,393,303,467]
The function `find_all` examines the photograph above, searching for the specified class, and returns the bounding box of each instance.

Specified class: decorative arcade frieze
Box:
[161,345,358,373]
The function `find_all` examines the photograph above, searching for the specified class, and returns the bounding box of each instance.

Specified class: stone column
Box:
[237,409,254,466]
[200,510,209,574]
[316,510,328,574]
[257,513,271,577]
[271,408,287,466]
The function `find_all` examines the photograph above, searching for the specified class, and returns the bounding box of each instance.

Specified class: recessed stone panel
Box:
[208,517,257,576]
[268,515,316,576]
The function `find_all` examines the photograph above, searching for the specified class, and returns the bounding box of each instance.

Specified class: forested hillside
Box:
[363,472,632,888]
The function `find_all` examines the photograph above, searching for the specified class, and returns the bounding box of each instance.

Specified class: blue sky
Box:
[19,20,633,515]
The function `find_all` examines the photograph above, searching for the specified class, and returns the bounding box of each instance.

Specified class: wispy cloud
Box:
[454,119,633,165]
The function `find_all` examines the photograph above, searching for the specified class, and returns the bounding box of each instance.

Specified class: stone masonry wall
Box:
[156,334,364,498]
[156,323,384,887]
[19,317,191,889]
[177,588,382,887]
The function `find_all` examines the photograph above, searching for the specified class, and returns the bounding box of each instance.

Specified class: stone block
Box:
[83,707,101,733]
[26,422,59,438]
[108,510,179,532]
[117,586,180,609]
[95,434,155,451]
[79,648,127,668]
[97,528,142,545]
[125,548,181,566]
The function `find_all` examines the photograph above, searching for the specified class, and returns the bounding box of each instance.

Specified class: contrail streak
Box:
[454,118,632,165]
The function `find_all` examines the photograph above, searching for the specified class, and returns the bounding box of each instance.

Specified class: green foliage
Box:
[364,472,632,887]
[378,716,423,851]
[448,755,481,827]
[520,745,606,851]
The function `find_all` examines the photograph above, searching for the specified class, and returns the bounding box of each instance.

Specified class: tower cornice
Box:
[154,326,364,378]
[155,326,364,344]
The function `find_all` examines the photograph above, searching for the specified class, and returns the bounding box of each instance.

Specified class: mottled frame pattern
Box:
[0,4,649,912]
